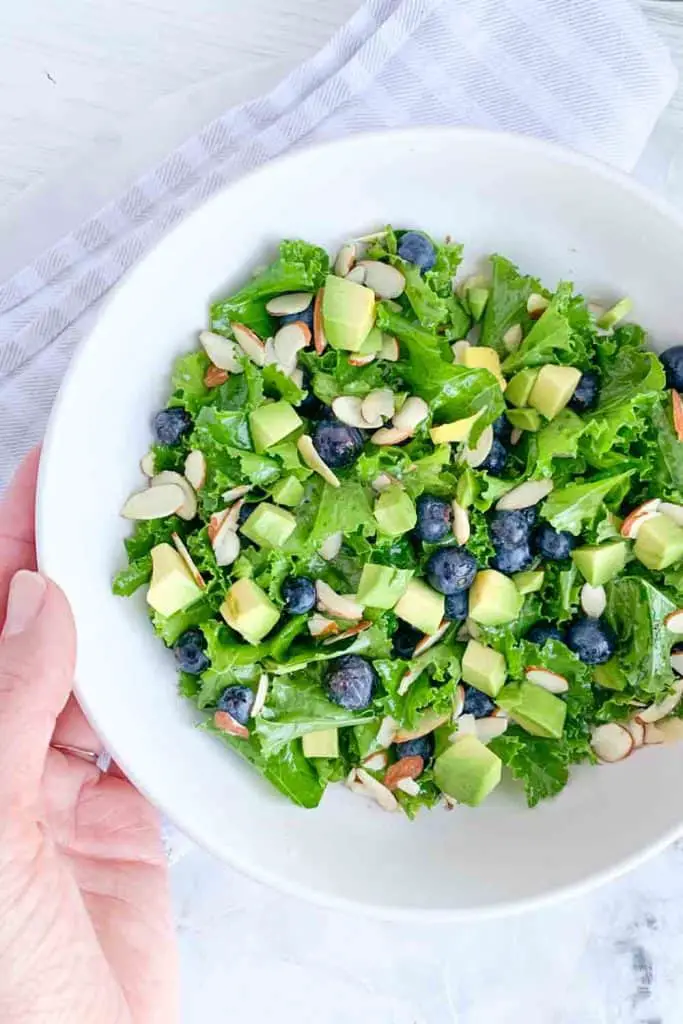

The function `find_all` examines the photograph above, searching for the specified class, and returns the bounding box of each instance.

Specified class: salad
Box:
[113,227,683,815]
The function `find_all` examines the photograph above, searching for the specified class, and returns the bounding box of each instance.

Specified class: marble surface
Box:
[4,1,683,1021]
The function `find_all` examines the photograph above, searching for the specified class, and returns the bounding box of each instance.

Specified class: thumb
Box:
[0,570,76,812]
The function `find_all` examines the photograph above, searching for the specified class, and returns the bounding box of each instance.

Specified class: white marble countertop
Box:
[4,1,683,1021]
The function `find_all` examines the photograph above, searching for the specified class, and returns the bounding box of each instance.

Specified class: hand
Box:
[0,451,179,1024]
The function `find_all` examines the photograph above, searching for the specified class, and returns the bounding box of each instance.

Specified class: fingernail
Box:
[3,571,47,638]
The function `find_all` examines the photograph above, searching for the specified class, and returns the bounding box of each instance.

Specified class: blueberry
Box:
[426,547,477,594]
[568,371,600,412]
[392,622,423,659]
[394,733,435,763]
[527,623,564,646]
[444,589,469,621]
[415,494,452,542]
[312,418,365,468]
[279,300,314,332]
[154,407,193,446]
[479,438,507,476]
[462,685,496,719]
[326,655,377,710]
[173,628,210,675]
[565,616,617,665]
[282,576,316,614]
[493,415,513,443]
[491,543,534,574]
[237,501,258,526]
[217,684,254,725]
[533,523,576,561]
[397,231,436,272]
[490,509,535,547]
[660,345,683,392]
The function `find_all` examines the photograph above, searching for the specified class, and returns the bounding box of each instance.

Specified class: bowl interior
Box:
[37,129,683,919]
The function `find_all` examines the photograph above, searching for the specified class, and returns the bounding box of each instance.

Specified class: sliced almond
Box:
[463,425,493,469]
[672,390,683,442]
[308,614,339,638]
[357,260,405,299]
[297,435,340,488]
[590,722,633,762]
[265,293,313,316]
[199,330,243,373]
[263,337,279,367]
[274,322,311,368]
[371,473,398,492]
[502,324,523,351]
[152,470,197,520]
[363,751,389,772]
[452,339,470,364]
[313,289,327,355]
[580,583,606,619]
[465,617,481,640]
[315,581,364,621]
[398,665,422,696]
[476,716,508,744]
[204,364,229,388]
[395,713,450,744]
[376,716,399,748]
[334,243,356,277]
[322,621,372,645]
[345,265,367,285]
[140,451,156,478]
[332,395,368,429]
[214,710,249,739]
[495,478,554,511]
[525,667,569,694]
[443,794,458,810]
[665,610,683,634]
[184,450,207,491]
[655,717,683,743]
[620,498,661,539]
[212,521,241,567]
[319,531,343,561]
[380,335,399,361]
[171,532,206,589]
[121,483,185,521]
[348,352,376,367]
[362,389,395,427]
[350,768,398,812]
[396,778,421,796]
[231,323,266,367]
[625,718,645,748]
[384,755,424,791]
[371,426,411,447]
[527,293,550,319]
[290,367,305,388]
[510,427,523,446]
[643,722,666,745]
[393,396,429,433]
[208,508,230,542]
[660,501,683,526]
[414,620,449,656]
[251,673,270,718]
[671,649,683,676]
[452,500,470,545]
[453,684,466,720]
[450,713,477,743]
[637,680,683,722]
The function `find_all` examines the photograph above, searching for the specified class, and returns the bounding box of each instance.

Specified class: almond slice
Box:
[475,716,508,744]
[212,520,241,567]
[450,713,477,743]
[384,755,424,791]
[345,265,367,285]
[525,667,569,693]
[315,581,364,620]
[660,501,683,526]
[443,794,458,810]
[290,367,305,388]
[625,718,645,748]
[671,649,683,676]
[394,712,450,743]
[371,472,398,492]
[121,483,185,520]
[453,683,465,720]
[643,722,666,745]
[332,395,368,429]
[363,751,389,772]
[263,338,279,367]
[502,324,523,351]
[414,620,450,656]
[495,478,554,511]
[510,427,523,446]
[222,484,252,503]
[214,710,249,739]
[463,425,493,469]
[465,616,481,640]
[204,364,229,388]
[273,322,311,368]
[665,610,683,634]
[297,435,340,488]
[396,778,421,796]
[655,717,683,743]
[527,293,549,319]
[140,451,156,477]
[580,583,606,619]
[151,470,197,520]
[380,334,399,361]
[231,323,266,367]
[376,716,398,748]
[393,396,429,433]
[251,673,270,718]
[637,680,683,722]
[322,621,372,645]
[319,531,343,561]
[349,768,399,811]
[620,498,661,539]
[184,450,207,491]
[452,339,470,364]
[361,389,395,427]
[348,352,376,367]
[334,243,356,277]
[673,390,683,441]
[171,532,206,589]
[308,614,339,638]
[452,500,470,545]
[199,330,243,373]
[265,293,313,316]
[370,426,411,446]
[313,289,327,355]
[590,722,633,762]
[357,260,405,299]
[208,508,230,543]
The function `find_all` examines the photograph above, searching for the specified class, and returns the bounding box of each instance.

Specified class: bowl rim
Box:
[36,124,683,922]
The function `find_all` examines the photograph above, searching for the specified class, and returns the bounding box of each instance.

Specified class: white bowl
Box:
[37,128,683,921]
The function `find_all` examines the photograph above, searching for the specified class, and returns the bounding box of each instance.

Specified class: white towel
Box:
[0,0,676,490]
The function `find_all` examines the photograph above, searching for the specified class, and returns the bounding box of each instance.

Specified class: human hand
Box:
[0,451,179,1024]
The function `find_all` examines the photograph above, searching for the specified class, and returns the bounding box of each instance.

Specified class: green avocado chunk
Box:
[634,514,683,571]
[322,274,375,352]
[506,368,539,408]
[394,579,445,635]
[241,502,297,549]
[506,407,542,432]
[271,475,305,507]
[468,287,489,321]
[434,736,502,807]
[468,570,523,626]
[373,485,417,537]
[302,728,339,758]
[461,639,507,698]
[496,682,567,739]
[249,400,302,453]
[571,540,628,586]
[220,578,280,644]
[528,365,581,420]
[356,563,413,609]
[513,570,545,594]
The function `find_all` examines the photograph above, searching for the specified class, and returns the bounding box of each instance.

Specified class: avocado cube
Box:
[220,578,280,644]
[373,486,417,537]
[434,736,502,807]
[528,365,582,420]
[467,287,489,321]
[597,297,632,330]
[506,368,539,408]
[356,325,383,355]
[146,543,203,618]
[496,682,566,739]
[356,564,413,610]
[572,540,628,586]
[394,579,445,635]
[634,514,683,571]
[468,570,523,626]
[241,503,297,549]
[302,728,339,759]
[513,570,545,595]
[271,475,305,507]
[461,640,507,698]
[593,658,628,691]
[429,412,481,445]
[249,400,302,453]
[506,407,542,432]
[463,346,503,378]
[322,275,375,352]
